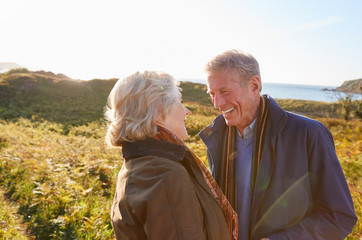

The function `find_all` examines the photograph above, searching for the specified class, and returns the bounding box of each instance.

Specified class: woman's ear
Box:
[249,75,261,94]
[155,114,166,127]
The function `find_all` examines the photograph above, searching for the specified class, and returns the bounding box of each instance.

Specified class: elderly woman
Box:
[104,71,237,240]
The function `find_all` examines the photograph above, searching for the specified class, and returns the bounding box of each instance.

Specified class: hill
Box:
[0,69,361,239]
[0,69,357,126]
[0,69,117,125]
[335,78,362,94]
[0,69,215,125]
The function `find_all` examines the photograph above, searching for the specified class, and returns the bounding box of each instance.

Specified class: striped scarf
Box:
[219,95,269,239]
[154,126,238,240]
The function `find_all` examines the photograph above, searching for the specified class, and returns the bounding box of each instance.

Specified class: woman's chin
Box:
[180,132,188,141]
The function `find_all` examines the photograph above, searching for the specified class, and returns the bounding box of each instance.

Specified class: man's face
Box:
[207,70,261,133]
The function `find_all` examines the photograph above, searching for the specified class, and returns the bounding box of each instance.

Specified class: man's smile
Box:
[221,107,235,115]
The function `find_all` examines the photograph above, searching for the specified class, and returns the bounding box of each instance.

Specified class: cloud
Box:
[277,16,343,36]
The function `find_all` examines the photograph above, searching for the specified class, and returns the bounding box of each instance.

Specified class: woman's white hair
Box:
[104,71,181,146]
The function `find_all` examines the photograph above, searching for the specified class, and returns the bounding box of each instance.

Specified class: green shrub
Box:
[0,113,361,239]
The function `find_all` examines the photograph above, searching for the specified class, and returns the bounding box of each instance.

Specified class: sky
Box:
[1,0,362,87]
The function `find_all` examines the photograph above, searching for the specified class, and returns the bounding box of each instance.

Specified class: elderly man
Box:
[199,50,357,240]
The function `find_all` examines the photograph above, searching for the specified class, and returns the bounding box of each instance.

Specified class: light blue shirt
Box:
[236,119,256,240]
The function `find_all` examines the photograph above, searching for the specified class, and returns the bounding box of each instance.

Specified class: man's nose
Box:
[213,94,225,109]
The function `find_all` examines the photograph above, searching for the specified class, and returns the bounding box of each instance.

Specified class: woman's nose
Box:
[185,106,189,115]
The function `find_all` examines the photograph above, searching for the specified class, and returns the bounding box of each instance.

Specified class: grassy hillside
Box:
[0,70,215,125]
[0,69,358,126]
[0,116,361,239]
[0,69,117,126]
[0,69,361,239]
[336,79,362,94]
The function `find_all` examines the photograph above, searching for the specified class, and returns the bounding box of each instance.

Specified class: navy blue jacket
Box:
[199,96,357,240]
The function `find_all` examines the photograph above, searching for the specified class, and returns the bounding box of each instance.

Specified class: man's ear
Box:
[249,75,261,94]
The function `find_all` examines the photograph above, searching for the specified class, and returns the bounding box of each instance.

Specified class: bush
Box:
[0,113,361,239]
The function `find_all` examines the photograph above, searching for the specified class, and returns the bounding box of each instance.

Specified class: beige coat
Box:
[111,139,231,240]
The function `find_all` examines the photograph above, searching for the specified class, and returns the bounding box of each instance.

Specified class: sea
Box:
[261,82,362,102]
[182,79,361,103]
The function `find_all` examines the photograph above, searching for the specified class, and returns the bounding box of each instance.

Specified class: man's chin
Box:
[224,119,235,126]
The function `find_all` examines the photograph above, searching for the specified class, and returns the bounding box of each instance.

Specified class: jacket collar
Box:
[265,95,287,137]
[199,113,227,147]
[122,138,186,161]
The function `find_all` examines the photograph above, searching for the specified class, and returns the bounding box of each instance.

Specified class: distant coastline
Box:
[181,79,362,102]
[261,83,361,102]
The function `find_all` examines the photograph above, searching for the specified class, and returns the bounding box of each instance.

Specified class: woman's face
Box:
[157,99,189,141]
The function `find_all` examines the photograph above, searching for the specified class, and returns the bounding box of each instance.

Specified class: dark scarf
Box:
[154,126,238,240]
[217,95,269,218]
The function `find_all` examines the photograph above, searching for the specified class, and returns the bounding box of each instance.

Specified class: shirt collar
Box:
[237,118,257,139]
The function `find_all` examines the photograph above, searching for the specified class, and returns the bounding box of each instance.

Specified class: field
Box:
[0,99,361,239]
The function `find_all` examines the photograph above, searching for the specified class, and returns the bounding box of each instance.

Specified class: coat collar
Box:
[265,95,287,137]
[122,137,225,217]
[122,138,186,161]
